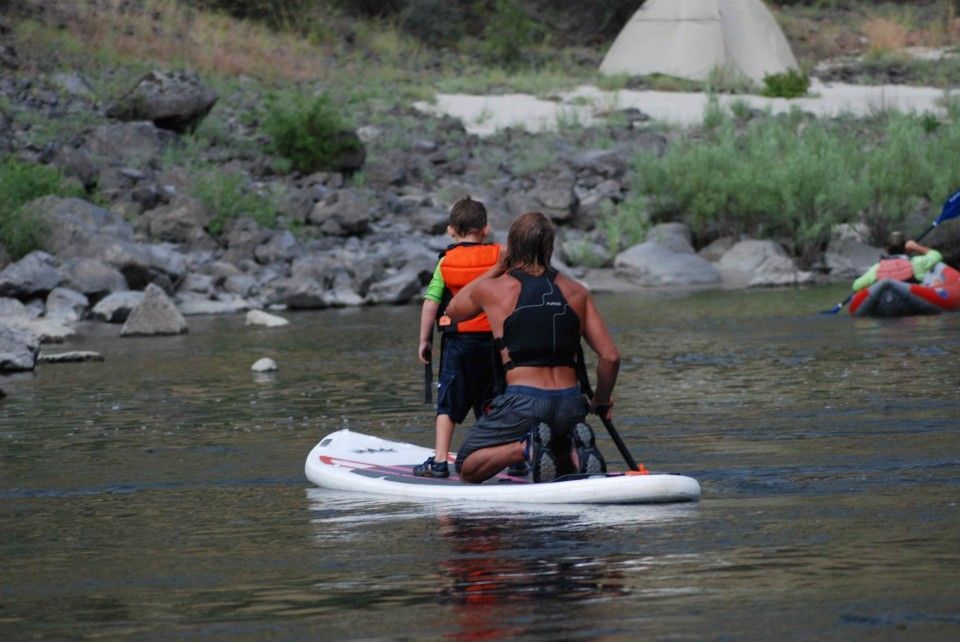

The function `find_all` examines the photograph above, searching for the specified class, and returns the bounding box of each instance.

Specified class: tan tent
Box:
[599,0,799,83]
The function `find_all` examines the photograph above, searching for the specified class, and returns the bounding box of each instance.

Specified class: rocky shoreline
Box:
[0,67,888,376]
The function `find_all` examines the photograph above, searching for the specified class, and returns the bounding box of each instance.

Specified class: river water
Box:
[2,286,959,640]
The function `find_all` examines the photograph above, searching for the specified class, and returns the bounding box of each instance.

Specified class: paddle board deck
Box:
[304,429,701,504]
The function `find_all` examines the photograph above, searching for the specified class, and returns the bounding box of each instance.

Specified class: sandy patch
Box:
[414,78,952,136]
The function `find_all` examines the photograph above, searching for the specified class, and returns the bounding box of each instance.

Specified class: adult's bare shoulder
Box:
[555,272,589,304]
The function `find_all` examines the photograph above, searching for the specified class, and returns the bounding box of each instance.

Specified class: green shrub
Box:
[262,92,361,174]
[479,0,545,68]
[762,69,810,98]
[399,0,466,45]
[0,158,83,260]
[625,106,960,266]
[191,171,276,236]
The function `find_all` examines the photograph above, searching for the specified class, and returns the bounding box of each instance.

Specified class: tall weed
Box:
[0,159,83,259]
[262,92,361,173]
[626,106,960,265]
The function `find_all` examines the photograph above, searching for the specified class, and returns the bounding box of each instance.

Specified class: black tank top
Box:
[496,269,581,370]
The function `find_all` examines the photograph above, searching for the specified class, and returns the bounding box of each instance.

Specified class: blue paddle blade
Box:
[936,189,960,225]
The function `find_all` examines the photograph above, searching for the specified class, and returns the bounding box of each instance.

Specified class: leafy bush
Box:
[479,0,545,68]
[191,171,276,236]
[399,0,466,45]
[262,92,361,173]
[0,158,83,260]
[762,70,810,98]
[623,106,960,266]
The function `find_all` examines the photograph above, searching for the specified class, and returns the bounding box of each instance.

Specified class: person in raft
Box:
[852,231,944,292]
[414,197,505,478]
[444,211,621,484]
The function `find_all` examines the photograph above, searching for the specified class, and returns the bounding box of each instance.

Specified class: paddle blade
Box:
[819,293,853,315]
[936,188,960,226]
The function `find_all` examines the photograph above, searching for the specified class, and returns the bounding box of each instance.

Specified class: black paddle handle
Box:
[575,346,640,472]
[424,361,433,404]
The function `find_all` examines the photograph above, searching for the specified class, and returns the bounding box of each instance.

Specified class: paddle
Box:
[575,346,642,472]
[820,188,960,315]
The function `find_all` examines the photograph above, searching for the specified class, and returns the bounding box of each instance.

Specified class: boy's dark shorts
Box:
[437,334,495,424]
[455,386,589,471]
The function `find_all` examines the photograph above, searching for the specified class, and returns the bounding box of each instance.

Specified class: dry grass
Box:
[30,0,336,81]
[863,17,908,52]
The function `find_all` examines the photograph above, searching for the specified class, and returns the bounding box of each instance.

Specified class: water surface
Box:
[2,286,959,640]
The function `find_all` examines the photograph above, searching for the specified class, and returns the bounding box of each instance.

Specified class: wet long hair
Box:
[503,211,554,270]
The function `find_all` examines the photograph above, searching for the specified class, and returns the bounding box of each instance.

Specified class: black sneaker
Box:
[571,423,606,474]
[506,461,529,477]
[529,422,559,483]
[413,456,450,478]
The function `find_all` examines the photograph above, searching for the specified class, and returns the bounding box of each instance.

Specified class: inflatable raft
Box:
[849,264,960,317]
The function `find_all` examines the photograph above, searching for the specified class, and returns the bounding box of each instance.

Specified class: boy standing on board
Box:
[415,197,503,478]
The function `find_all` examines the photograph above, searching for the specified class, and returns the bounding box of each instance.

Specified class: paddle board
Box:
[304,429,701,505]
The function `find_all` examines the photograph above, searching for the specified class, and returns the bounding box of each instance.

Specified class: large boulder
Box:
[120,284,188,336]
[255,230,303,265]
[717,239,814,287]
[45,287,89,322]
[89,291,144,323]
[58,257,128,301]
[0,324,40,373]
[106,70,218,133]
[644,222,695,255]
[262,276,328,310]
[365,268,422,304]
[614,243,721,287]
[506,176,579,225]
[824,224,882,278]
[30,197,153,288]
[0,251,61,298]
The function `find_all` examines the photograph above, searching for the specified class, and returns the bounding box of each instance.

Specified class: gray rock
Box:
[323,287,365,307]
[309,190,374,236]
[717,239,814,287]
[50,72,96,100]
[365,269,422,304]
[178,272,215,295]
[222,218,268,264]
[571,149,628,179]
[0,324,40,372]
[143,197,212,244]
[245,309,289,327]
[45,287,89,322]
[0,297,34,319]
[107,70,217,133]
[645,223,695,255]
[0,251,61,298]
[2,317,75,344]
[263,276,328,310]
[146,244,187,280]
[30,197,152,288]
[824,225,882,278]
[121,284,188,336]
[698,236,738,263]
[614,243,721,287]
[77,121,175,168]
[90,291,144,323]
[251,357,278,372]
[223,274,259,297]
[255,230,303,265]
[177,297,248,316]
[507,177,578,224]
[38,350,104,364]
[59,258,128,301]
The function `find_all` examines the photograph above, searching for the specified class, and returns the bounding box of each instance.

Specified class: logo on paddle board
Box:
[353,448,398,454]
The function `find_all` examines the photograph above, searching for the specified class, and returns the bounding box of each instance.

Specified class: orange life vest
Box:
[876,257,915,282]
[438,243,501,333]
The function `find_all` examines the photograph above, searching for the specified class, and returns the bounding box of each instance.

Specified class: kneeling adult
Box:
[444,211,621,483]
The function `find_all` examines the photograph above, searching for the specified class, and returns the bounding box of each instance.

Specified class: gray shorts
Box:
[454,385,589,471]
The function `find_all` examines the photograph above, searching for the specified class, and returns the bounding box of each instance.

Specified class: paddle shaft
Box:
[575,346,640,472]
